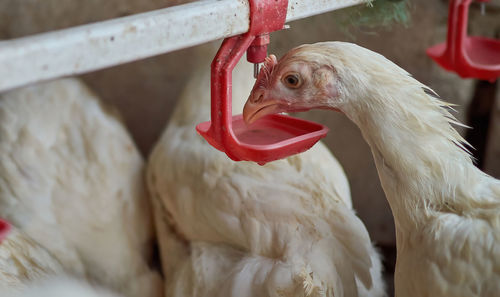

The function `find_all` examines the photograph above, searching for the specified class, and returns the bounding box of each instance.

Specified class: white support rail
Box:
[0,0,366,92]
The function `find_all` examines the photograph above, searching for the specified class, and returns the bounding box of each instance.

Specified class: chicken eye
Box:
[282,73,302,89]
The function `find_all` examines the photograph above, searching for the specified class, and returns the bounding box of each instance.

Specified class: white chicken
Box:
[147,50,386,297]
[0,276,124,297]
[0,79,162,297]
[0,220,65,288]
[243,41,500,297]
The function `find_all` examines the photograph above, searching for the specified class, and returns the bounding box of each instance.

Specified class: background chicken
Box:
[243,41,500,297]
[0,79,162,297]
[147,46,386,297]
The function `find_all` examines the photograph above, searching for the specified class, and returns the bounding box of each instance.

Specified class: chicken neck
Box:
[339,83,485,230]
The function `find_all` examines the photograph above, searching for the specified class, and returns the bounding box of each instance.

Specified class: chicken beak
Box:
[243,90,282,125]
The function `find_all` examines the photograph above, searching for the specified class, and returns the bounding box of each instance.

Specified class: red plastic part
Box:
[0,218,11,243]
[426,0,500,81]
[196,0,329,164]
[247,35,270,63]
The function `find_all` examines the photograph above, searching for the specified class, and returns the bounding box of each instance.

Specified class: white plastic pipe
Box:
[0,0,366,92]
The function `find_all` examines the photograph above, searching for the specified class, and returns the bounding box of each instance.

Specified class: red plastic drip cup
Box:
[0,219,11,243]
[197,114,328,165]
[427,0,500,82]
[195,0,329,165]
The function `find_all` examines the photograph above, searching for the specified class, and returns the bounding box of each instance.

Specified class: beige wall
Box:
[1,0,499,246]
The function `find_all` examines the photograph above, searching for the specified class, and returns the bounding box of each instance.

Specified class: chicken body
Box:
[243,41,500,297]
[147,51,386,297]
[0,79,162,297]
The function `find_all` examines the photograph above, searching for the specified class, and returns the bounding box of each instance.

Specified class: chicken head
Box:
[243,44,344,124]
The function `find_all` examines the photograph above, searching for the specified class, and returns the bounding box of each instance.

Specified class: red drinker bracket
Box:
[427,0,500,82]
[196,0,328,165]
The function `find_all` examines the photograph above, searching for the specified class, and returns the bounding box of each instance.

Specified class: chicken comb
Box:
[264,54,278,70]
[256,54,278,89]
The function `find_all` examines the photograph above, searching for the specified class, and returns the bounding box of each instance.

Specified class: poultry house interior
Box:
[0,0,499,296]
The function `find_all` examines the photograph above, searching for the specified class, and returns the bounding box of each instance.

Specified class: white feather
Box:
[0,277,123,297]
